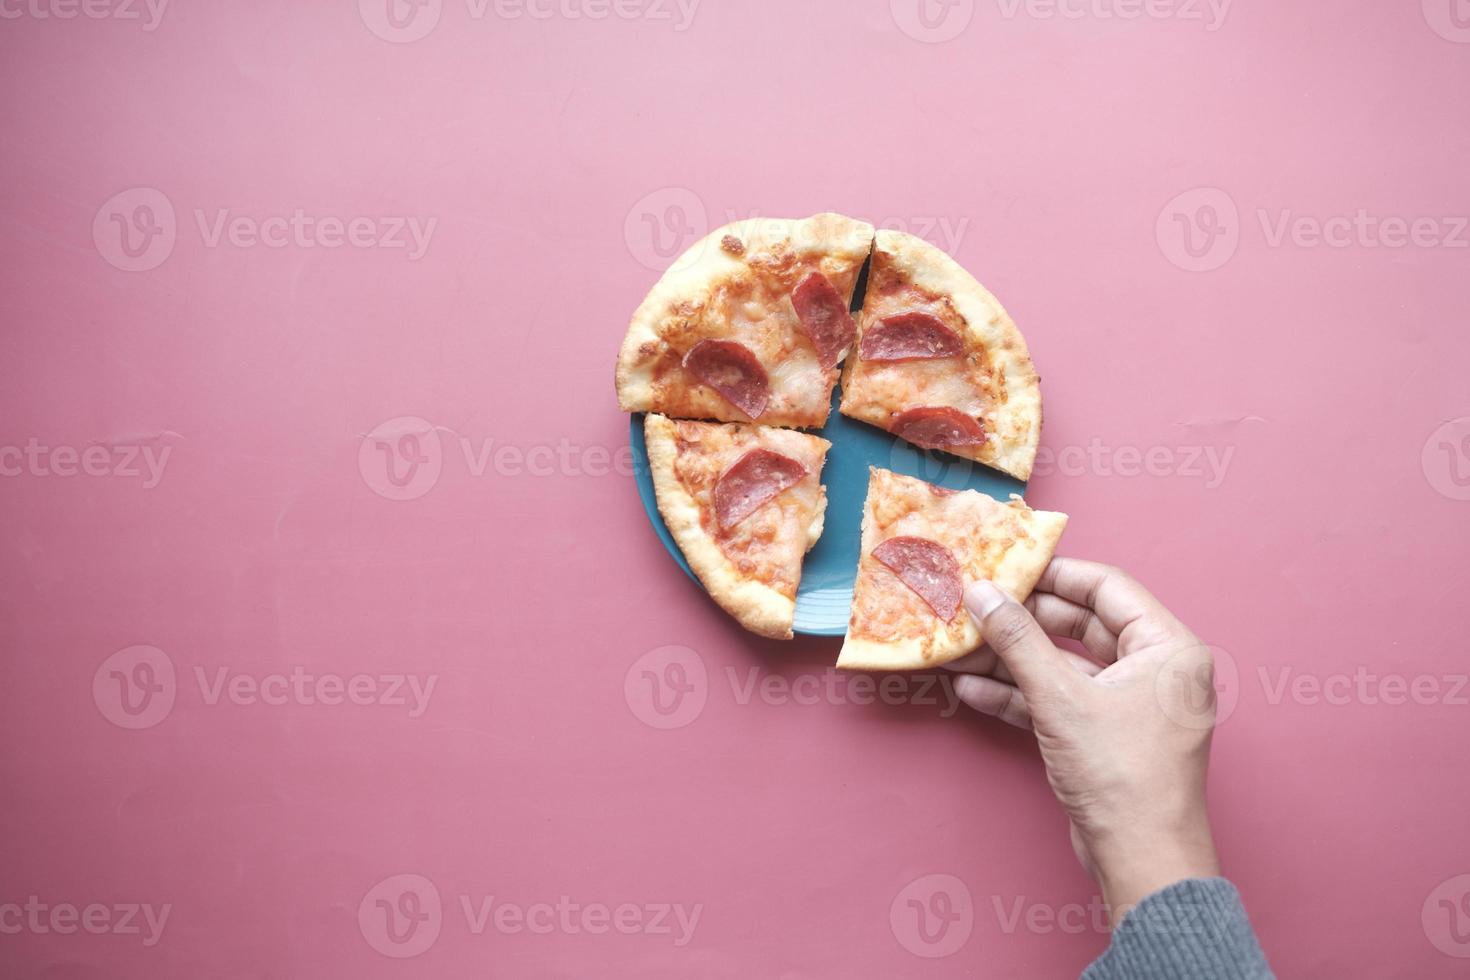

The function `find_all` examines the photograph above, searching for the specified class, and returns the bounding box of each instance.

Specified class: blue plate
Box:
[631,388,1027,636]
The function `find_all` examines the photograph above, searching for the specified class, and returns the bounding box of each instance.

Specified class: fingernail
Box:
[964,581,1007,621]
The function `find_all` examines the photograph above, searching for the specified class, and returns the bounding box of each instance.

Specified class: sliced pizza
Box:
[839,230,1042,480]
[645,414,831,639]
[617,213,876,428]
[837,468,1067,671]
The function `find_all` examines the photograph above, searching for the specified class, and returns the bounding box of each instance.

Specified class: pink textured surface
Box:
[2,2,1468,977]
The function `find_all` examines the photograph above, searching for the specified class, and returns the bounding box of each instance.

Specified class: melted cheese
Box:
[672,421,828,599]
[842,255,1001,428]
[850,470,1035,643]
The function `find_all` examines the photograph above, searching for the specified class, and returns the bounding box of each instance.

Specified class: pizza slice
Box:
[617,213,875,428]
[644,414,831,639]
[839,230,1042,480]
[837,468,1067,671]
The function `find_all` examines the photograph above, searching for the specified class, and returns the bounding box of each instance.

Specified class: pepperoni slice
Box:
[859,312,964,361]
[683,339,770,419]
[891,407,986,450]
[872,536,963,621]
[713,449,808,530]
[791,272,856,370]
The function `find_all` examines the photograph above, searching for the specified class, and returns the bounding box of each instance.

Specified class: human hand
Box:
[947,558,1221,923]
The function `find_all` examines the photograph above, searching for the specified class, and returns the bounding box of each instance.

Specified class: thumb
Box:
[964,581,1080,696]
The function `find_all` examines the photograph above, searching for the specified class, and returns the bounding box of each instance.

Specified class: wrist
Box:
[1088,813,1220,924]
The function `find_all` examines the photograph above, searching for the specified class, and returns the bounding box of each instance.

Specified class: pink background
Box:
[2,1,1468,976]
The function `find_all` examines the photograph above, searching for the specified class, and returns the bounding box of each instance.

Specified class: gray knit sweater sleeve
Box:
[1082,878,1274,980]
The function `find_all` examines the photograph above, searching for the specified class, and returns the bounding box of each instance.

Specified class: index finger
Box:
[1035,557,1176,637]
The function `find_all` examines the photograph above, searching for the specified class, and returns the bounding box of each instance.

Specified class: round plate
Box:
[631,389,1027,636]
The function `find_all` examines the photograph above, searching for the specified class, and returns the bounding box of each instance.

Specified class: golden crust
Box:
[837,468,1067,671]
[644,414,831,640]
[839,231,1042,481]
[616,214,875,429]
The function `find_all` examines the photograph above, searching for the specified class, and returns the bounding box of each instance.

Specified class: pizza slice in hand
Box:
[838,468,1067,671]
[840,230,1042,480]
[617,213,875,428]
[645,414,831,640]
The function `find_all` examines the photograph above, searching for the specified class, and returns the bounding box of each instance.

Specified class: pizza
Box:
[644,414,831,640]
[621,214,1060,649]
[837,468,1068,671]
[839,230,1042,481]
[616,213,875,428]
